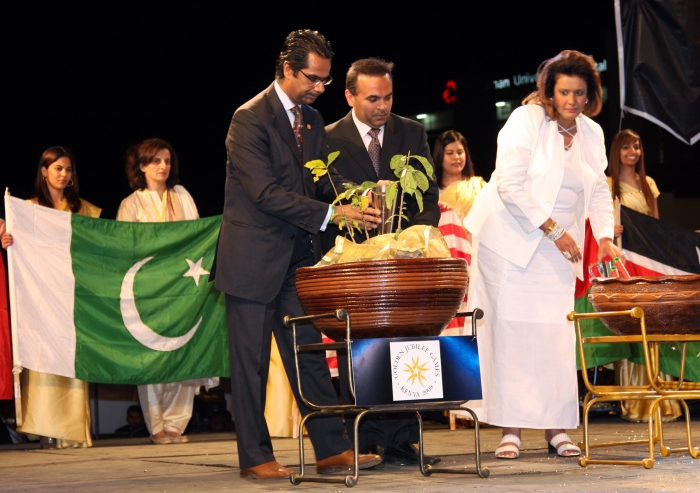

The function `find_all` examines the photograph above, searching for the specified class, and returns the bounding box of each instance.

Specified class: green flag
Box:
[7,196,229,384]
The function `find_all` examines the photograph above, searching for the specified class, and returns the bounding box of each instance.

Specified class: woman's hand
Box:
[1,233,13,250]
[614,224,624,237]
[553,231,581,263]
[598,238,622,261]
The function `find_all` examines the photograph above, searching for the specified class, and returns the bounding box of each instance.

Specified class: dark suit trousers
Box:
[337,351,419,452]
[225,232,351,468]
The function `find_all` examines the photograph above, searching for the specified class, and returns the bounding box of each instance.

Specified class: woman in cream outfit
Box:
[117,138,203,444]
[3,146,100,449]
[464,51,621,459]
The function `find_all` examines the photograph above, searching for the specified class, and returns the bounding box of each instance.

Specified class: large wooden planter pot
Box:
[589,275,700,335]
[296,258,468,341]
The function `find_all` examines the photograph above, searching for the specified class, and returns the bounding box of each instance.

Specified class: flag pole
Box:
[614,198,622,249]
[4,188,22,426]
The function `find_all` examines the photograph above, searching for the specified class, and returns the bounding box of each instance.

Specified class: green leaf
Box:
[386,182,398,209]
[404,172,417,193]
[412,155,434,179]
[359,195,369,211]
[390,154,406,172]
[360,181,377,191]
[304,159,326,171]
[413,171,429,192]
[414,190,424,212]
[327,150,340,166]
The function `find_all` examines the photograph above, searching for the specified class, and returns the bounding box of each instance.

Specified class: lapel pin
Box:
[306,124,311,130]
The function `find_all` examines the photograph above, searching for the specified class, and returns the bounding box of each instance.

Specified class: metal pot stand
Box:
[569,307,700,469]
[282,308,489,488]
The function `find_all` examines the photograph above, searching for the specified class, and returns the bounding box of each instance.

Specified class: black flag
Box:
[615,0,700,145]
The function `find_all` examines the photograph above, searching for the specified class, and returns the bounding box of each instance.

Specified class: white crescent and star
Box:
[120,256,209,352]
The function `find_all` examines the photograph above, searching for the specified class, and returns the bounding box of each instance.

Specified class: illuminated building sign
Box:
[493,59,607,90]
[443,80,457,104]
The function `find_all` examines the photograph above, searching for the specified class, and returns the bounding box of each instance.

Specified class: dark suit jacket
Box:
[214,83,341,304]
[318,111,440,256]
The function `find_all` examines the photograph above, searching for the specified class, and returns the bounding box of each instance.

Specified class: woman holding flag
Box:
[607,129,681,423]
[2,146,100,449]
[464,50,622,459]
[117,138,201,445]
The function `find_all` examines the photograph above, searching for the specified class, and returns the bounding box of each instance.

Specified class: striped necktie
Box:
[368,128,381,175]
[290,105,303,161]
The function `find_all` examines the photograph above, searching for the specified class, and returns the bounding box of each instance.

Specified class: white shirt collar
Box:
[351,109,385,148]
[274,80,298,126]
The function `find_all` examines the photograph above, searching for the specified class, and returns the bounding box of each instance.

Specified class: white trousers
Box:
[137,383,196,435]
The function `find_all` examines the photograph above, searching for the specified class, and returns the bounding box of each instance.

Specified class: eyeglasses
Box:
[299,70,333,87]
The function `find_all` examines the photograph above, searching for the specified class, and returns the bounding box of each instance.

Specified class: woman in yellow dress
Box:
[433,130,486,224]
[2,146,100,449]
[607,128,681,422]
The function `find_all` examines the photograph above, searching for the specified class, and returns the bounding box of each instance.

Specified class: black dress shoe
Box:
[366,444,385,469]
[384,441,440,466]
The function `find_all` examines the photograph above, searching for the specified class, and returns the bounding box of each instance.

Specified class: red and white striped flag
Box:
[438,205,471,336]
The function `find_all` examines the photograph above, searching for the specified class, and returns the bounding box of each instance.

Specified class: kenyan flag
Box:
[575,206,700,377]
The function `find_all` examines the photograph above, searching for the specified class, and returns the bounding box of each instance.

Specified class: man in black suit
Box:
[214,31,381,480]
[320,58,441,467]
[319,58,440,253]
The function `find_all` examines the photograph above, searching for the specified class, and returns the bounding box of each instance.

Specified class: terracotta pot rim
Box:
[591,274,700,285]
[298,257,467,273]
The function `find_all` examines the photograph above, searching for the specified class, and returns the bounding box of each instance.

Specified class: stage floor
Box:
[2,417,699,492]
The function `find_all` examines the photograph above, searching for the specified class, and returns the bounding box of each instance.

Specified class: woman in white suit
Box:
[464,50,621,459]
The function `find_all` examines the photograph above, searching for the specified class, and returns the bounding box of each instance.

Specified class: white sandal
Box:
[495,434,521,459]
[548,433,581,456]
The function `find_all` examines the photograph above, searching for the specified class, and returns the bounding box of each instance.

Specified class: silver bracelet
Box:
[547,224,565,241]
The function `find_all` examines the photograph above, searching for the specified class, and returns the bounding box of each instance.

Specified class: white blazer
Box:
[464,104,614,280]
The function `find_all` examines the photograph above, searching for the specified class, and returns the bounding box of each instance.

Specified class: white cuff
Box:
[319,204,334,232]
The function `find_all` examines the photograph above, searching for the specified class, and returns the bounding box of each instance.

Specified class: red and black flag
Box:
[575,206,700,378]
[619,205,700,276]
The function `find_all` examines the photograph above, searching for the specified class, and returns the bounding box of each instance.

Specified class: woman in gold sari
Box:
[607,129,681,422]
[2,146,100,449]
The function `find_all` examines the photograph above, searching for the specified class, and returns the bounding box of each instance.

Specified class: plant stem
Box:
[396,151,410,234]
[327,173,356,243]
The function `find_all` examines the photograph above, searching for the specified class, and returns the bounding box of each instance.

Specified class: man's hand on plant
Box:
[376,180,392,186]
[333,204,382,229]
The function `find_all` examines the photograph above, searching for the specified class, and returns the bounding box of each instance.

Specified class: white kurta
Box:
[467,143,584,429]
[117,185,200,436]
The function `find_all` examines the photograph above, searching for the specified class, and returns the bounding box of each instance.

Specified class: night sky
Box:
[2,1,697,221]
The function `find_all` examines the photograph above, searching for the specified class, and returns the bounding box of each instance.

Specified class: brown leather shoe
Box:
[239,461,294,479]
[316,450,382,474]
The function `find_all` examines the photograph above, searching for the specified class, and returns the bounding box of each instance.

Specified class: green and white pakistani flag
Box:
[6,196,229,385]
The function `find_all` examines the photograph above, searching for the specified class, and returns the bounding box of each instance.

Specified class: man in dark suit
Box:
[320,58,441,467]
[319,58,440,254]
[214,31,381,480]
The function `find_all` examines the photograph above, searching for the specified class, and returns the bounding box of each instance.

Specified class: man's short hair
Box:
[275,30,334,78]
[346,58,395,95]
[127,405,143,416]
